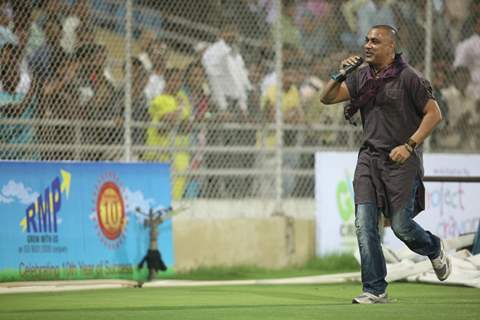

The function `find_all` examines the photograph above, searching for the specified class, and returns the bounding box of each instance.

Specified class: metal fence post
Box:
[124,0,133,162]
[273,0,283,204]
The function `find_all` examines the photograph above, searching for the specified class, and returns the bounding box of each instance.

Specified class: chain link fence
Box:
[1,0,479,201]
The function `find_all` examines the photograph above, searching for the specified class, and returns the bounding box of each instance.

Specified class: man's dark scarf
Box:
[344,53,407,124]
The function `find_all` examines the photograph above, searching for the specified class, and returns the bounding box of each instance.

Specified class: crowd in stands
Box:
[0,0,479,198]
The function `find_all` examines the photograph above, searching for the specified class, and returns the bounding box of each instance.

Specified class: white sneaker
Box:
[352,292,388,304]
[430,240,452,281]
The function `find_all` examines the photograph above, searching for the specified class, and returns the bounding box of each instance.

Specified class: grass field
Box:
[1,256,479,319]
[0,283,479,320]
[165,254,361,280]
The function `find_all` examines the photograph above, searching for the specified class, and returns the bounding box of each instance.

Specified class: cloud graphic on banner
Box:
[123,188,155,217]
[0,180,39,205]
[122,188,171,224]
[0,193,13,203]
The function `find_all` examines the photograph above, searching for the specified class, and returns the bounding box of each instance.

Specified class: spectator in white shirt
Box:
[453,15,480,100]
[201,23,251,117]
[60,0,91,54]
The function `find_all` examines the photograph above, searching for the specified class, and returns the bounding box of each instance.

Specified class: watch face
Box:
[408,139,417,148]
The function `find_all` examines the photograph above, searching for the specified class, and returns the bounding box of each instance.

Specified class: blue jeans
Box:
[355,178,441,295]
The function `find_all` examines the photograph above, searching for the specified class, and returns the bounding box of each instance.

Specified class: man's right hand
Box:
[320,56,360,104]
[340,56,363,70]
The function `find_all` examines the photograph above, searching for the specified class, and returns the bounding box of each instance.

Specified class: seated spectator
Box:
[0,42,31,104]
[75,21,96,53]
[256,63,304,198]
[37,55,83,160]
[281,0,303,52]
[24,0,69,60]
[137,29,157,72]
[356,0,396,48]
[0,3,17,48]
[438,67,477,149]
[0,42,38,160]
[300,0,355,57]
[459,98,480,150]
[391,0,424,66]
[76,43,116,106]
[247,57,268,122]
[1,1,33,49]
[76,43,123,160]
[459,0,480,42]
[143,39,167,103]
[301,53,346,146]
[429,59,451,149]
[222,0,271,42]
[203,30,257,196]
[429,3,456,62]
[182,59,212,198]
[454,14,480,100]
[130,57,150,149]
[467,100,480,150]
[442,0,471,46]
[259,44,303,100]
[61,0,92,54]
[202,22,251,119]
[144,68,192,200]
[261,64,304,125]
[183,59,211,121]
[29,14,68,83]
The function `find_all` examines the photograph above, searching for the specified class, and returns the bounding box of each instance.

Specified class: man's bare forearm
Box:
[410,100,443,145]
[320,79,343,104]
[320,56,360,105]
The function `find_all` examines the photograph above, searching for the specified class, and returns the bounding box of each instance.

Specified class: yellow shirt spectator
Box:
[259,84,302,147]
[145,90,191,200]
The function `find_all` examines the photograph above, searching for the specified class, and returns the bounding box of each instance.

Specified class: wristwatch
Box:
[407,138,417,150]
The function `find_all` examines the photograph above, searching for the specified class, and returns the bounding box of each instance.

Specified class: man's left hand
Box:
[389,145,412,164]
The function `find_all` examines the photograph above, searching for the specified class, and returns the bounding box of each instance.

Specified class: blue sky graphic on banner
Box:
[0,161,172,280]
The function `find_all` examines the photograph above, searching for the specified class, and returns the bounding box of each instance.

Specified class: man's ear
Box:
[392,42,399,55]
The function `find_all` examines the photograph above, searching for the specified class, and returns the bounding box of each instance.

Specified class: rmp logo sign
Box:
[20,170,71,233]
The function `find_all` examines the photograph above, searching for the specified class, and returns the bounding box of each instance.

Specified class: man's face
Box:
[222,30,237,46]
[363,28,395,65]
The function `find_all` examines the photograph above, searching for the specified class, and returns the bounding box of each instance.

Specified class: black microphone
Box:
[343,57,364,73]
[331,57,364,82]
